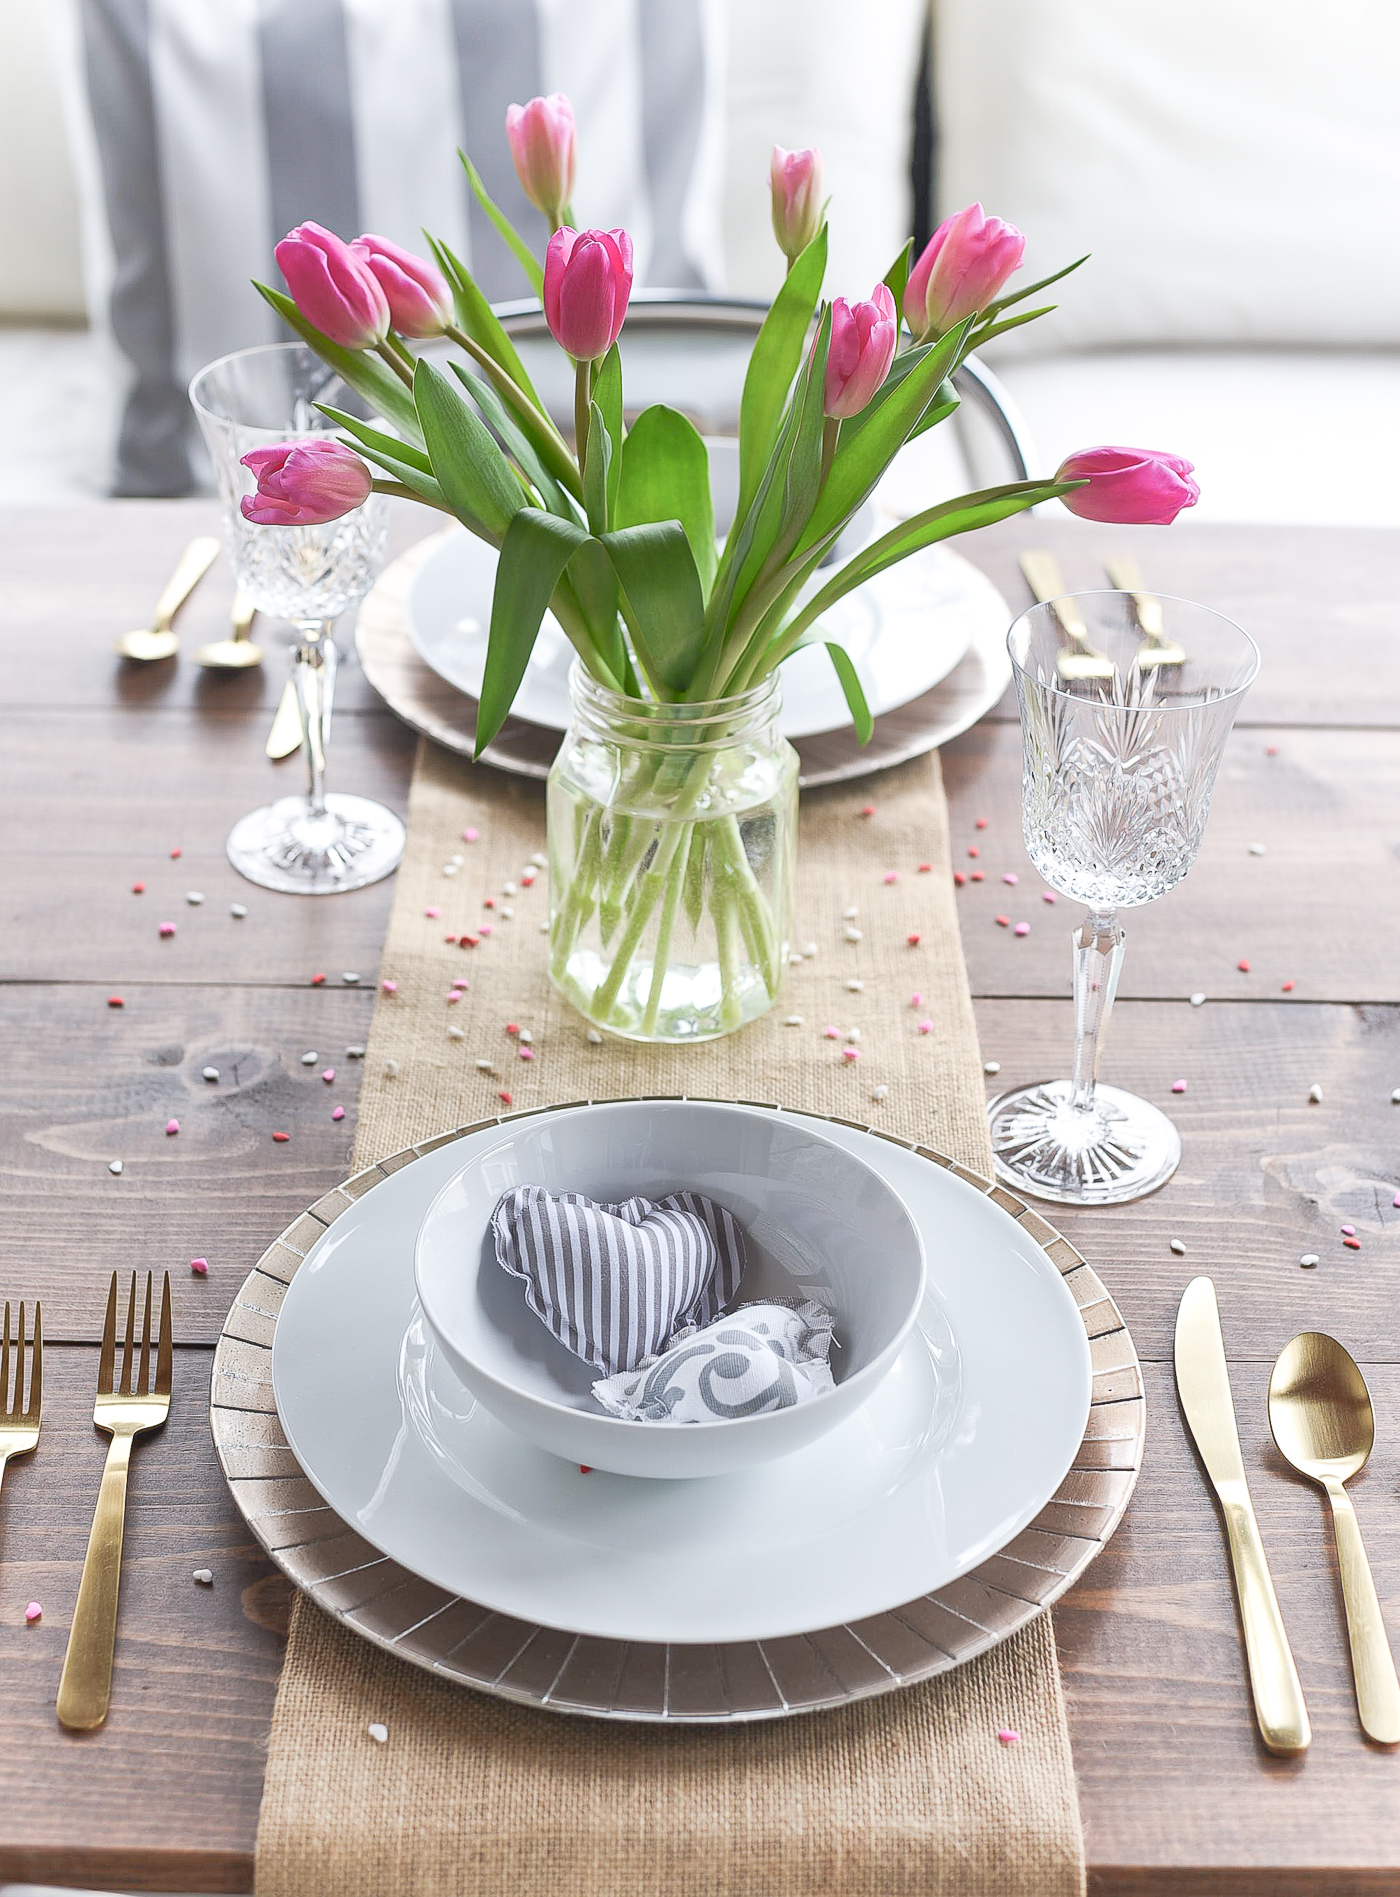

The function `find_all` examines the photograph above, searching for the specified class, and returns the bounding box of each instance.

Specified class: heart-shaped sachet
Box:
[490,1186,747,1374]
[593,1300,836,1424]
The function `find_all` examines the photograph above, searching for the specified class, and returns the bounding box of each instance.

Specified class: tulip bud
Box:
[543,227,634,361]
[239,440,374,527]
[506,93,577,225]
[351,234,452,339]
[1055,446,1200,526]
[770,146,824,262]
[274,222,390,350]
[824,285,898,420]
[904,203,1025,341]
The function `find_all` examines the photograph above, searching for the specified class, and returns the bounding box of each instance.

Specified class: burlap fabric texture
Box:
[253,739,1086,1897]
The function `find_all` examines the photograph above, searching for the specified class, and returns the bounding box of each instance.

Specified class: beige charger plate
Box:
[211,1100,1143,1724]
[354,534,1014,790]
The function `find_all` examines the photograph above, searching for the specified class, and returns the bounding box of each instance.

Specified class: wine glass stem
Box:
[1069,911,1125,1114]
[291,622,336,818]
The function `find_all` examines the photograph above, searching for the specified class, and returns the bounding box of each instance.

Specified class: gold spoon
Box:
[193,589,262,669]
[1269,1332,1400,1744]
[113,536,221,661]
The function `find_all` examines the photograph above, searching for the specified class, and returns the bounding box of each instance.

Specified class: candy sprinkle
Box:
[1190,993,1206,1007]
[844,926,862,943]
[1300,1254,1320,1269]
[464,827,479,842]
[1282,980,1295,993]
[24,1602,42,1623]
[846,979,864,993]
[272,1131,290,1143]
[968,846,980,859]
[1391,1090,1400,1106]
[518,1047,535,1061]
[165,1118,179,1136]
[1042,892,1058,904]
[860,804,876,818]
[823,1026,840,1040]
[1344,1236,1361,1251]
[1002,872,1018,886]
[970,871,985,883]
[586,1029,603,1045]
[169,847,182,859]
[785,1015,804,1027]
[190,1258,208,1276]
[346,1046,365,1059]
[1237,959,1251,973]
[424,906,441,919]
[384,1060,399,1078]
[159,922,176,938]
[311,972,326,986]
[186,891,204,906]
[843,905,859,920]
[108,995,124,1009]
[953,871,967,887]
[1171,1079,1187,1094]
[342,972,359,985]
[109,1160,123,1176]
[917,1019,933,1035]
[1014,922,1030,937]
[203,1067,218,1082]
[1308,1084,1323,1104]
[907,931,922,946]
[918,862,932,874]
[1249,842,1267,856]
[497,1089,513,1106]
[332,1106,345,1121]
[446,991,461,1004]
[193,1569,214,1585]
[367,1723,389,1744]
[380,979,398,996]
[872,1084,888,1102]
[321,1068,335,1084]
[909,992,924,1007]
[300,1052,318,1066]
[984,1061,1001,1076]
[132,882,145,894]
[1170,1238,1186,1256]
[883,871,899,885]
[995,915,1010,928]
[1341,1224,1356,1237]
[997,1728,1020,1746]
[447,1027,464,1042]
[476,1060,495,1073]
[842,1046,860,1061]
[230,903,248,918]
[976,818,989,831]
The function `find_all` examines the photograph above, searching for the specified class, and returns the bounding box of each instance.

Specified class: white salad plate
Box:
[270,1104,1092,1647]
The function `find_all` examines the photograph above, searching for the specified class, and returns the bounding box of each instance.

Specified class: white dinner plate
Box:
[271,1106,1092,1647]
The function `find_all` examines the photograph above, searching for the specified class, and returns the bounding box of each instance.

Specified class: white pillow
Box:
[934,0,1400,350]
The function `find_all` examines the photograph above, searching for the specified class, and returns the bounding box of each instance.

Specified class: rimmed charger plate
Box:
[211,1101,1144,1722]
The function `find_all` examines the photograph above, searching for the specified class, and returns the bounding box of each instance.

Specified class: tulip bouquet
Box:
[245,95,1197,1039]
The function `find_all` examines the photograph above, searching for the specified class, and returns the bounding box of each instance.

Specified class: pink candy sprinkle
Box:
[24,1602,42,1624]
[1014,922,1029,937]
[381,979,398,995]
[321,1068,335,1084]
[1043,892,1058,904]
[165,1118,179,1136]
[1393,1192,1400,1209]
[446,991,461,1003]
[519,1046,535,1061]
[884,871,899,885]
[424,906,441,919]
[1171,1079,1187,1094]
[909,992,924,1007]
[451,978,469,990]
[159,922,176,937]
[975,818,988,830]
[1002,872,1018,885]
[464,827,479,842]
[997,1727,1020,1746]
[1341,1224,1356,1237]
[968,846,980,859]
[842,1046,859,1061]
[478,923,493,937]
[917,1019,933,1035]
[332,1106,345,1122]
[190,1258,208,1277]
[823,1025,840,1040]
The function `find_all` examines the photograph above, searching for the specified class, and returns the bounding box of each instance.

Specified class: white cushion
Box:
[934,0,1400,350]
[994,348,1400,526]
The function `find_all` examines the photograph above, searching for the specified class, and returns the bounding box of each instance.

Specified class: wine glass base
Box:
[226,792,405,895]
[987,1079,1181,1206]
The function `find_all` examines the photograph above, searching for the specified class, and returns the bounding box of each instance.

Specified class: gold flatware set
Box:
[115,539,263,669]
[0,1274,174,1733]
[1021,548,1187,680]
[1176,1276,1400,1753]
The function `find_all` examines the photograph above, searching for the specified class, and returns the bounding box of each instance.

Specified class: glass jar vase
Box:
[547,665,799,1042]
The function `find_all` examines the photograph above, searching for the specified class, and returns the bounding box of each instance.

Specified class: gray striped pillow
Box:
[64,0,725,494]
[491,1185,746,1376]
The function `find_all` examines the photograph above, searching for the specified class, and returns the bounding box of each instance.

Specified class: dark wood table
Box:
[2,501,1398,1894]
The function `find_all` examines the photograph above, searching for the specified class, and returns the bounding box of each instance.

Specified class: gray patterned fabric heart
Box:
[593,1300,836,1423]
[490,1186,747,1375]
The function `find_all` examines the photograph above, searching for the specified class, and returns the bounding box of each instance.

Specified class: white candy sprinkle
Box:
[1169,1238,1186,1256]
[346,1046,366,1059]
[503,881,517,896]
[872,1085,888,1101]
[784,1015,804,1027]
[803,942,818,958]
[788,952,803,966]
[539,922,549,933]
[451,854,464,866]
[1300,1254,1320,1268]
[342,972,359,984]
[843,906,859,920]
[586,1028,603,1044]
[384,1059,399,1078]
[108,1160,124,1176]
[202,1067,219,1082]
[476,1059,495,1072]
[367,1722,389,1744]
[447,1027,464,1041]
[1308,1084,1323,1104]
[1189,992,1206,1007]
[230,903,248,918]
[847,979,864,993]
[844,927,862,943]
[531,852,548,868]
[1248,842,1267,856]
[984,1061,1001,1076]
[518,1028,533,1044]
[846,1027,862,1043]
[500,904,514,918]
[186,891,204,905]
[1391,1088,1400,1105]
[443,863,460,876]
[301,1052,318,1066]
[193,1568,213,1585]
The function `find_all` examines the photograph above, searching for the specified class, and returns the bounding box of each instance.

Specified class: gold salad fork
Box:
[1104,554,1188,668]
[57,1272,172,1732]
[0,1300,42,1488]
[1019,549,1116,682]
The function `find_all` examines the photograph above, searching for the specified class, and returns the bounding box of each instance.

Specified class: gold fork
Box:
[1104,554,1187,668]
[1020,550,1116,682]
[0,1300,42,1489]
[57,1272,172,1732]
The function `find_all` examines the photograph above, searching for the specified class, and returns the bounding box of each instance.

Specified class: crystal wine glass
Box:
[189,342,403,895]
[988,591,1259,1205]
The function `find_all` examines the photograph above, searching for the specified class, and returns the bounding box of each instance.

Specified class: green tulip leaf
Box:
[477,510,589,755]
[736,224,827,521]
[255,282,423,445]
[316,405,454,516]
[600,523,707,695]
[413,357,524,540]
[424,234,541,409]
[583,398,612,536]
[882,237,914,329]
[447,364,576,519]
[980,254,1088,324]
[563,535,628,686]
[459,152,546,301]
[614,405,716,594]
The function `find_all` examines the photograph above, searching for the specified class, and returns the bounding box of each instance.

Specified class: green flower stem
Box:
[574,357,593,472]
[443,322,581,499]
[374,337,415,388]
[548,804,602,979]
[640,825,691,1036]
[590,818,691,1021]
[713,874,745,1032]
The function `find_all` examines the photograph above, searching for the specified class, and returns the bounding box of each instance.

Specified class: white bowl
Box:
[413,1100,927,1478]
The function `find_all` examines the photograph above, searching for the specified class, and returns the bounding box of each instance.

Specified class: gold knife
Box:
[1104,554,1186,668]
[1020,550,1115,682]
[265,680,302,760]
[1175,1276,1310,1755]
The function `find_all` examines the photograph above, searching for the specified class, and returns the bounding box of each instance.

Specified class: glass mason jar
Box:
[547,665,799,1042]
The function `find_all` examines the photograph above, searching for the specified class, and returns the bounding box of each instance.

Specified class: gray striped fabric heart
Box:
[490,1186,746,1375]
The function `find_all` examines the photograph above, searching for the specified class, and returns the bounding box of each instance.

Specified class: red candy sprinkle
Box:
[1344,1236,1361,1250]
[505,1023,520,1037]
[968,846,980,858]
[1265,745,1279,756]
[918,862,932,874]
[169,847,182,859]
[108,996,124,1009]
[132,882,144,894]
[459,932,480,949]
[497,1089,513,1105]
[860,804,876,817]
[996,914,1010,927]
[272,1131,290,1143]
[953,871,966,887]
[311,972,326,985]
[579,1465,592,1474]
[970,870,985,883]
[1282,979,1295,992]
[483,897,496,910]
[907,931,922,946]
[976,818,989,830]
[1237,959,1251,973]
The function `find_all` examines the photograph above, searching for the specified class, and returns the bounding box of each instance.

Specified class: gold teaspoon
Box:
[194,590,262,669]
[1269,1332,1400,1744]
[113,536,220,661]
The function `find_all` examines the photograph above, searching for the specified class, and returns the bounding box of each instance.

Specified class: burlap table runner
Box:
[253,739,1086,1896]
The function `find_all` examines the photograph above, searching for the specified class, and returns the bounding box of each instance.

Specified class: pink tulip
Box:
[274,221,389,350]
[824,284,898,420]
[543,227,634,361]
[351,234,452,339]
[240,439,374,527]
[506,93,577,223]
[770,145,824,262]
[1055,446,1200,525]
[904,203,1025,340]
